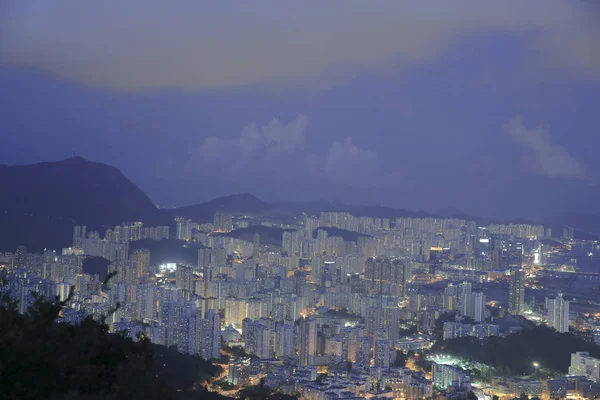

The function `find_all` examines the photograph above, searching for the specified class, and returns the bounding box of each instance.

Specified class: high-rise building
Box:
[432,363,471,389]
[569,352,600,382]
[214,212,233,233]
[509,269,525,315]
[562,226,574,241]
[73,225,81,247]
[275,321,295,358]
[175,218,194,241]
[547,294,569,333]
[355,336,371,369]
[136,283,157,321]
[176,264,194,294]
[504,243,523,270]
[200,309,221,360]
[198,248,211,267]
[374,338,391,368]
[131,248,151,279]
[458,282,472,316]
[299,316,317,366]
[341,327,358,363]
[470,292,486,323]
[15,246,27,268]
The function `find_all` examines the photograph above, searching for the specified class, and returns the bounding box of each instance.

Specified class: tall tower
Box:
[509,269,525,315]
[131,248,151,279]
[176,264,193,294]
[471,292,486,323]
[299,316,317,366]
[458,282,472,317]
[547,294,569,333]
[15,246,27,268]
[200,309,221,360]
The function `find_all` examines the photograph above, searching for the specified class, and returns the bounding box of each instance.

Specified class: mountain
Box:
[0,157,167,252]
[170,193,272,221]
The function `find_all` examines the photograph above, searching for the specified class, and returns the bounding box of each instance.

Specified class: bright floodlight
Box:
[159,263,177,273]
[533,362,539,367]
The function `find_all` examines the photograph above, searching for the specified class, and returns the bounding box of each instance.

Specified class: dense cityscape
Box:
[3,2,600,399]
[3,206,600,399]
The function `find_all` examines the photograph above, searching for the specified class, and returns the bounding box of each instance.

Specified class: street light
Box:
[533,362,540,377]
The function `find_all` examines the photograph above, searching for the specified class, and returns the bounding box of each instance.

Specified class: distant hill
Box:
[82,256,111,280]
[0,157,168,252]
[211,225,293,247]
[129,239,202,266]
[171,194,443,222]
[170,193,272,221]
[312,227,370,242]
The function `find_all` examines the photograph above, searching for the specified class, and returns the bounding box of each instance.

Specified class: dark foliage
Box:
[311,227,370,242]
[393,350,407,367]
[212,226,293,247]
[432,325,600,375]
[82,256,111,280]
[0,278,225,399]
[129,239,202,265]
[237,378,298,400]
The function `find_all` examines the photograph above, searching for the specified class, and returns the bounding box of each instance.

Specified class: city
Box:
[3,203,600,399]
[2,2,600,399]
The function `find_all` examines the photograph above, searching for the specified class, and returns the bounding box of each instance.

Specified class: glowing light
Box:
[159,263,177,273]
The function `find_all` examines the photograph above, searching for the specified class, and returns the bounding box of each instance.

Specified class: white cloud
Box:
[0,1,598,91]
[505,116,587,180]
[305,137,404,189]
[192,114,308,175]
[324,138,379,186]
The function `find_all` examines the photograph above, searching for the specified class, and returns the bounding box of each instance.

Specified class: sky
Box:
[1,1,599,220]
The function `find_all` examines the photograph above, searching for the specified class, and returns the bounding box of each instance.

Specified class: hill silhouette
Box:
[171,193,272,221]
[0,157,168,252]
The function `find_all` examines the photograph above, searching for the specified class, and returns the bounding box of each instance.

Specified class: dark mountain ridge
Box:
[0,157,168,252]
[1,157,598,252]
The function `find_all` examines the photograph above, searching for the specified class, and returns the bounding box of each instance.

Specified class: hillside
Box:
[211,226,293,247]
[0,157,168,252]
[431,325,600,375]
[171,193,272,221]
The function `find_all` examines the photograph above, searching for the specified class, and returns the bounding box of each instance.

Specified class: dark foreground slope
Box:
[0,283,226,400]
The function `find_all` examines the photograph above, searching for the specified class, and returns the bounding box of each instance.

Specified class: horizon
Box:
[1,155,579,223]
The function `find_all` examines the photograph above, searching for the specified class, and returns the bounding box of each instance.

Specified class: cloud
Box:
[304,137,403,189]
[191,114,308,175]
[505,116,587,180]
[0,1,599,91]
[324,138,379,186]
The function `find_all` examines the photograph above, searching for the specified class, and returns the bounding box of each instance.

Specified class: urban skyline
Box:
[2,2,600,400]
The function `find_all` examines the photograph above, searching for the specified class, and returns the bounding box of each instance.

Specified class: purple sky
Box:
[1,1,599,219]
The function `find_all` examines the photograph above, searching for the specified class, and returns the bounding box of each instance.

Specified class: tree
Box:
[0,276,224,399]
[237,378,298,400]
[393,350,407,367]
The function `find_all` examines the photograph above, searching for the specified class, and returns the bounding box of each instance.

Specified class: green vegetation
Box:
[0,278,225,399]
[393,350,408,367]
[431,325,600,375]
[322,307,362,321]
[238,378,299,400]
